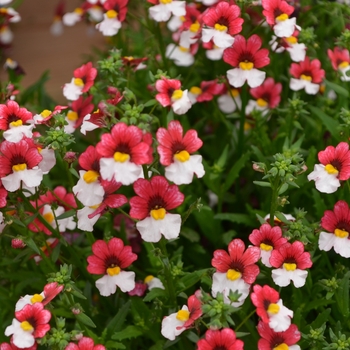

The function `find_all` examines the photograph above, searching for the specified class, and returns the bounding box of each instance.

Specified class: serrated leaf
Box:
[56,209,76,220]
[75,313,96,328]
[112,325,143,341]
[253,181,271,188]
[143,288,167,302]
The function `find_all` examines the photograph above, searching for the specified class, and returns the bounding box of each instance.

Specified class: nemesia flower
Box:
[270,32,306,62]
[165,43,197,67]
[5,303,51,348]
[257,321,301,350]
[63,7,85,26]
[211,238,260,306]
[63,62,97,101]
[289,57,325,95]
[201,2,244,49]
[144,275,165,290]
[161,294,202,340]
[264,213,296,226]
[50,0,65,36]
[65,337,106,350]
[129,176,184,242]
[96,0,129,36]
[246,77,282,116]
[87,237,137,296]
[262,0,299,38]
[156,120,205,185]
[64,96,94,133]
[0,337,37,350]
[251,284,293,332]
[196,328,244,350]
[155,77,192,115]
[32,105,67,125]
[122,56,148,71]
[0,25,13,45]
[80,110,106,135]
[217,86,242,114]
[203,40,225,61]
[128,281,148,297]
[327,47,350,82]
[96,122,152,185]
[319,200,350,258]
[0,139,43,192]
[148,0,186,23]
[223,34,270,88]
[15,282,64,311]
[188,79,224,104]
[270,241,312,288]
[249,223,287,267]
[177,6,201,48]
[307,142,350,194]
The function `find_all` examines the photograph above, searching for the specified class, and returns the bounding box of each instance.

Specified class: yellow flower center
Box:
[67,111,78,121]
[300,74,312,81]
[257,98,268,108]
[276,13,289,21]
[283,263,297,271]
[41,109,52,118]
[190,86,202,95]
[12,163,27,172]
[214,23,228,32]
[325,164,338,175]
[334,228,349,238]
[244,122,252,131]
[160,0,172,3]
[339,61,349,69]
[113,152,130,163]
[74,78,84,87]
[43,212,55,224]
[226,269,241,281]
[30,294,44,303]
[144,275,154,283]
[239,62,254,70]
[176,309,190,321]
[106,9,118,19]
[124,56,134,61]
[74,8,84,15]
[174,150,190,162]
[180,16,185,22]
[231,89,239,97]
[171,89,183,100]
[267,303,280,314]
[274,344,289,350]
[190,21,200,33]
[151,208,166,220]
[89,204,101,209]
[286,36,297,44]
[260,243,273,251]
[179,46,189,52]
[107,266,121,276]
[20,321,34,332]
[10,120,23,127]
[83,170,99,183]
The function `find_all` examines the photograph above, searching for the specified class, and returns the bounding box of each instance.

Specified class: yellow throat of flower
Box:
[113,152,130,163]
[107,266,121,276]
[190,86,202,95]
[276,13,289,22]
[151,208,166,220]
[171,89,183,100]
[260,243,273,251]
[12,163,27,172]
[273,343,289,350]
[144,275,154,283]
[283,262,297,271]
[325,164,338,175]
[257,98,268,108]
[239,62,254,70]
[20,321,34,332]
[43,212,55,224]
[10,120,23,127]
[226,269,241,281]
[214,23,228,32]
[160,0,172,3]
[174,150,190,162]
[176,309,190,321]
[74,78,84,87]
[267,302,280,314]
[339,61,349,69]
[190,21,200,33]
[334,228,349,238]
[67,111,78,121]
[30,294,44,303]
[40,109,52,118]
[106,9,118,19]
[300,74,312,81]
[83,170,100,183]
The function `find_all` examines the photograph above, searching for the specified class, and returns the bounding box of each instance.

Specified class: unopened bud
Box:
[252,163,265,173]
[11,238,26,249]
[63,151,77,164]
[71,308,81,315]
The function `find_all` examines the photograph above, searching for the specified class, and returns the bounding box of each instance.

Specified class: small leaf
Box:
[106,300,131,334]
[325,79,349,98]
[112,325,143,341]
[144,99,157,107]
[214,213,254,226]
[75,313,96,328]
[69,168,80,179]
[56,209,76,220]
[143,288,167,302]
[253,181,271,188]
[24,238,42,255]
[309,105,340,139]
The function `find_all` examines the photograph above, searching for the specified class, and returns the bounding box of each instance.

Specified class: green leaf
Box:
[69,168,80,179]
[143,288,167,302]
[177,269,210,292]
[112,325,143,341]
[278,183,289,195]
[253,181,271,188]
[222,152,251,192]
[214,213,254,226]
[335,271,350,317]
[325,79,349,98]
[75,313,96,328]
[106,300,131,334]
[104,341,126,349]
[216,145,229,169]
[24,237,42,255]
[144,99,157,107]
[180,227,200,242]
[310,309,331,329]
[251,145,267,163]
[56,209,76,220]
[309,105,340,139]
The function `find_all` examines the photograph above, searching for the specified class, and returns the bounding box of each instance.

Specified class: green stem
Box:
[237,85,248,157]
[235,309,256,331]
[269,180,280,226]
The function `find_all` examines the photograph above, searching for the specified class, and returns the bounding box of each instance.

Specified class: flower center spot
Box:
[174,150,190,162]
[74,8,83,15]
[334,228,349,238]
[114,152,130,163]
[160,0,172,3]
[267,303,280,314]
[107,266,121,276]
[74,78,84,87]
[67,111,78,121]
[144,275,154,283]
[226,269,241,281]
[276,13,289,21]
[10,120,23,127]
[43,212,55,224]
[257,98,268,108]
[106,9,118,19]
[190,21,200,33]
[20,321,34,332]
[273,343,289,350]
[260,243,273,251]
[176,309,190,321]
[214,23,228,32]
[283,262,297,271]
[190,86,202,95]
[339,61,349,69]
[325,164,338,175]
[30,294,44,303]
[286,36,297,44]
[12,163,27,172]
[239,61,254,70]
[171,89,183,100]
[41,109,52,118]
[231,89,239,97]
[300,74,312,81]
[179,46,189,52]
[83,170,100,183]
[151,208,166,220]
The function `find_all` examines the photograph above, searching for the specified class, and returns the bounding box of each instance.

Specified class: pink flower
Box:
[0,338,37,350]
[249,77,282,109]
[262,0,294,26]
[327,47,350,71]
[197,328,244,350]
[103,0,129,22]
[65,337,106,350]
[0,100,32,131]
[290,56,325,84]
[73,62,97,93]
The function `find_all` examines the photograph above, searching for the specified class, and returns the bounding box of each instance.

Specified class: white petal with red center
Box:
[227,68,266,88]
[206,46,224,61]
[149,4,173,22]
[161,306,188,340]
[202,28,235,49]
[63,78,84,101]
[100,157,143,185]
[211,271,250,307]
[171,89,192,115]
[15,292,45,311]
[1,167,43,192]
[3,124,34,143]
[307,164,340,194]
[165,155,204,185]
[96,16,122,36]
[330,233,350,258]
[166,44,194,67]
[286,43,306,62]
[274,18,297,38]
[289,78,320,95]
[218,93,241,114]
[38,148,56,174]
[136,213,182,243]
[271,268,308,288]
[5,319,35,348]
[268,299,293,332]
[260,249,273,267]
[77,206,101,232]
[73,170,105,206]
[179,30,199,48]
[95,274,118,296]
[80,114,99,135]
[63,12,82,26]
[112,270,136,292]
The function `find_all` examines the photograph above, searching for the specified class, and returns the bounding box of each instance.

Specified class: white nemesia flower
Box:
[274,17,300,38]
[95,13,122,36]
[95,270,135,296]
[268,299,293,332]
[145,275,165,290]
[50,19,64,36]
[307,164,340,193]
[227,68,266,88]
[38,148,56,174]
[161,305,188,340]
[149,1,186,23]
[3,123,34,143]
[289,77,319,95]
[205,45,224,61]
[88,7,104,22]
[5,319,35,348]
[340,65,350,82]
[245,99,269,116]
[171,89,192,115]
[62,11,82,26]
[271,267,308,288]
[202,27,235,49]
[165,44,194,67]
[217,91,242,114]
[318,231,350,258]
[286,42,307,62]
[1,167,43,192]
[63,78,84,101]
[167,15,183,32]
[15,293,45,312]
[77,206,101,231]
[80,114,100,135]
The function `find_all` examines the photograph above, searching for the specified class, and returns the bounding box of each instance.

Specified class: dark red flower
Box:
[197,328,244,350]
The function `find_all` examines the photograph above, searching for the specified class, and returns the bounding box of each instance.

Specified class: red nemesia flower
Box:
[257,321,301,350]
[38,186,77,211]
[65,337,106,350]
[73,62,97,93]
[155,77,182,107]
[197,328,244,350]
[317,142,350,181]
[327,47,350,71]
[103,0,129,22]
[179,4,201,32]
[262,0,294,26]
[0,100,32,130]
[87,237,137,296]
[129,175,184,220]
[69,95,94,129]
[212,238,260,284]
[249,223,287,267]
[0,183,8,208]
[249,77,282,109]
[128,281,148,297]
[189,79,224,103]
[34,105,67,125]
[0,338,37,350]
[290,56,325,83]
[41,282,64,305]
[79,145,102,174]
